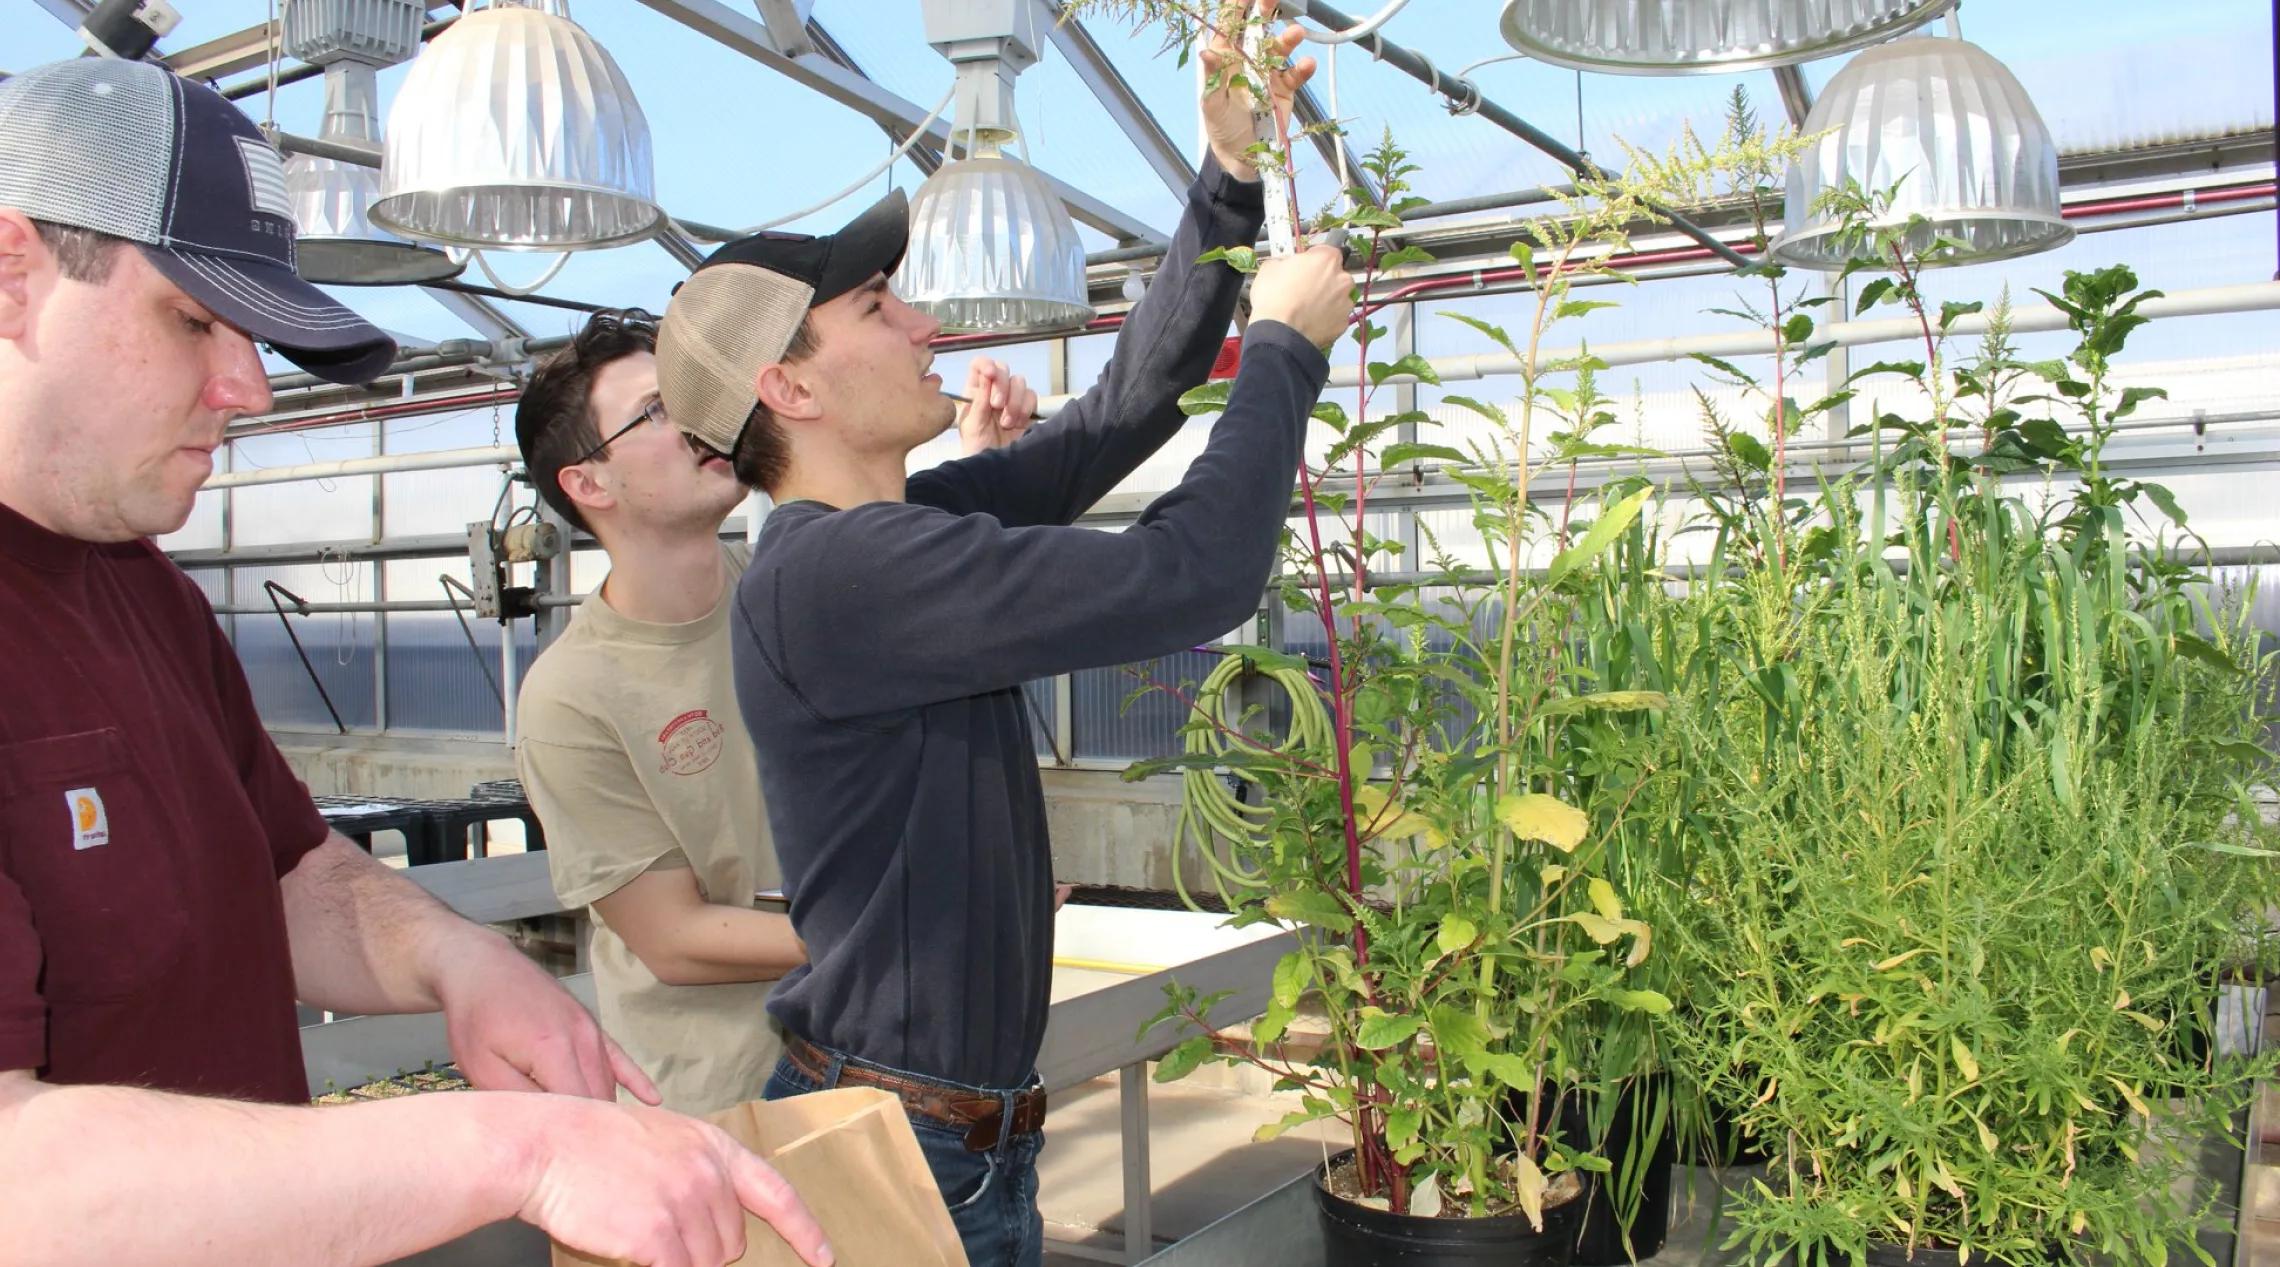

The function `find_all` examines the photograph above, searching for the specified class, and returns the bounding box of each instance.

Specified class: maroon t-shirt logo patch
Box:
[657,709,726,776]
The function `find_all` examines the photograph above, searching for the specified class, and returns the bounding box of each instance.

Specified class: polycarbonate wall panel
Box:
[1072,647,1230,760]
[158,487,227,553]
[382,410,527,538]
[231,564,377,730]
[228,427,376,547]
[378,557,535,735]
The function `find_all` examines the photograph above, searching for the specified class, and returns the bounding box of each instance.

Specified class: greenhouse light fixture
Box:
[369,0,662,252]
[892,0,1093,335]
[280,0,462,286]
[1496,0,1955,75]
[1774,36,2073,271]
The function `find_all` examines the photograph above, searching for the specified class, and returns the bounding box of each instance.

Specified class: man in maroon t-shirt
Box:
[0,59,831,1267]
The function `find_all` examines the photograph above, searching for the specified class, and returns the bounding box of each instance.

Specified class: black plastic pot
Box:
[1316,1150,1584,1267]
[1570,1076,1677,1265]
[1864,1241,2029,1267]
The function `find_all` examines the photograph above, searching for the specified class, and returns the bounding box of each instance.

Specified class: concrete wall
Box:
[274,733,1192,886]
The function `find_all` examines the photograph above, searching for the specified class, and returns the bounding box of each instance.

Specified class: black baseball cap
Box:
[0,58,397,385]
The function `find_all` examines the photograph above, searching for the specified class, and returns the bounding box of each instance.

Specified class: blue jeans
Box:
[764,1047,1045,1267]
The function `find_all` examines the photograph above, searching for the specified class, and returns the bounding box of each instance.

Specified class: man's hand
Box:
[436,931,662,1104]
[512,1097,834,1267]
[1200,0,1317,182]
[955,358,1038,454]
[1249,244,1354,347]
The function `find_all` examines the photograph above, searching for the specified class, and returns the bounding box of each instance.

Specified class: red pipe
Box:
[245,179,2276,432]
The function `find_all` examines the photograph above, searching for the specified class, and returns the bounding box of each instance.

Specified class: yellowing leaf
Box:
[1512,1149,1548,1233]
[2108,1076,2150,1118]
[1570,913,1645,947]
[1350,785,1442,845]
[1874,948,1931,971]
[1437,916,1478,956]
[1840,938,1871,948]
[1975,1116,1998,1154]
[1497,793,1589,852]
[1952,1037,1980,1083]
[2113,991,2132,1010]
[1588,877,1623,922]
[2070,1211,2088,1235]
[2090,946,2112,972]
[1625,921,1653,968]
[1540,864,1567,885]
[2121,1010,2165,1033]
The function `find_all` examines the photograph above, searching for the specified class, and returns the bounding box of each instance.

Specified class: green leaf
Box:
[1555,298,1621,320]
[1437,916,1478,956]
[1607,988,1674,1015]
[1177,381,1231,416]
[1367,353,1441,387]
[1355,1008,1426,1051]
[2048,725,2076,809]
[1266,889,1354,933]
[2138,480,2188,525]
[1725,432,1772,473]
[1195,245,1258,274]
[2190,840,2280,858]
[1471,1051,1535,1089]
[1509,240,1537,284]
[1386,1104,1423,1149]
[1438,393,1509,428]
[1271,952,1308,1009]
[1938,300,1984,333]
[1378,442,1470,468]
[2113,385,2168,419]
[1218,642,1308,674]
[1155,1035,1213,1083]
[1254,997,1296,1048]
[1374,244,1436,271]
[1311,401,1350,432]
[1685,351,1756,386]
[2172,633,2238,673]
[1545,486,1655,587]
[1853,277,1897,314]
[1781,313,1814,344]
[1496,793,1589,852]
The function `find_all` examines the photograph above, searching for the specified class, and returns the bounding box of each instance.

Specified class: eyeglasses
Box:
[572,396,670,465]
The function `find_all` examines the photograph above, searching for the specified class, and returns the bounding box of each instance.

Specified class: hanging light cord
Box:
[1284,0,1410,45]
[695,84,957,239]
[467,248,573,297]
[1455,52,1528,81]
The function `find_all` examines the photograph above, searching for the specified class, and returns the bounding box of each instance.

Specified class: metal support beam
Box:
[1772,66,1814,128]
[1042,1,1196,202]
[1118,1064,1155,1264]
[423,288,530,347]
[630,0,1163,245]
[806,19,942,175]
[655,229,709,271]
[1299,0,1750,268]
[163,18,282,81]
[751,0,815,57]
[28,0,93,30]
[1293,83,1382,207]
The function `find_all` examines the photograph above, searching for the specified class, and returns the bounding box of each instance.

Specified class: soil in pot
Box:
[1317,1150,1587,1267]
[1864,1240,2036,1267]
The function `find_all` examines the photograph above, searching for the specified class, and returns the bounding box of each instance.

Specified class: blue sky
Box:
[4,0,2272,351]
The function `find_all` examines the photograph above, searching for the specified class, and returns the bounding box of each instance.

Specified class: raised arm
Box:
[743,250,1349,721]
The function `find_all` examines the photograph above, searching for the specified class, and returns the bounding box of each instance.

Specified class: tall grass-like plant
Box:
[1652,193,2280,1262]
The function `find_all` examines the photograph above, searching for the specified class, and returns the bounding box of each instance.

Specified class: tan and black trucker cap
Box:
[656,189,910,454]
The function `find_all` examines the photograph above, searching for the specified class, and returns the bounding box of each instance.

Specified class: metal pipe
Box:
[219,14,459,100]
[1297,0,1750,267]
[206,444,520,491]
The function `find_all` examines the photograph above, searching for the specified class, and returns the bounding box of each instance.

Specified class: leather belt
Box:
[783,1034,1046,1153]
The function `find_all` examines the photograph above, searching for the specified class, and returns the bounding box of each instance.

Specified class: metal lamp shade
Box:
[370,3,661,251]
[287,154,464,284]
[896,155,1093,335]
[1775,37,2072,271]
[1498,0,1953,74]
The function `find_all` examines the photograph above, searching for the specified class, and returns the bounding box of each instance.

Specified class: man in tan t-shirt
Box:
[511,308,1036,1113]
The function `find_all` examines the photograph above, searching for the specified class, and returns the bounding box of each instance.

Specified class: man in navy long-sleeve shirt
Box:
[652,8,1350,1262]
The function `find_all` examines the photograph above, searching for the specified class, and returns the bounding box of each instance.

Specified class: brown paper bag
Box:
[552,1087,968,1267]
